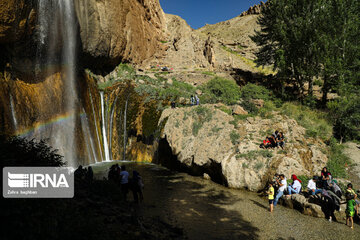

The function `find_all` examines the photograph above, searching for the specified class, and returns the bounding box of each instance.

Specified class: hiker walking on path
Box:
[274,174,287,206]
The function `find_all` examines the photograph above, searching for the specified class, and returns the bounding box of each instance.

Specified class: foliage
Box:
[117,63,136,80]
[202,71,215,76]
[201,77,241,105]
[280,102,332,140]
[230,130,240,145]
[326,138,351,178]
[254,162,264,170]
[236,150,273,160]
[327,94,360,142]
[252,0,360,103]
[0,135,64,167]
[240,83,273,101]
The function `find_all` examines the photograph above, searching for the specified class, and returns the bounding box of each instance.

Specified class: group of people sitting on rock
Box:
[266,167,359,228]
[108,164,144,203]
[260,130,285,149]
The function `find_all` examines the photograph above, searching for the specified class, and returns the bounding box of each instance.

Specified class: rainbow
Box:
[15,111,87,138]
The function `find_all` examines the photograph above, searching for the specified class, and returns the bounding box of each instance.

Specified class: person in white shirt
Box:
[307,176,322,195]
[287,174,302,196]
[120,165,129,200]
[274,174,287,206]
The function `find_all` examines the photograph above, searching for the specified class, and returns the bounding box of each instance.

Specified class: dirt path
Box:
[93,162,360,240]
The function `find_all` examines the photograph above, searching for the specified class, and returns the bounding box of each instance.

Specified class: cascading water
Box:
[35,0,77,167]
[100,91,110,161]
[123,95,129,160]
[9,94,17,131]
[80,108,98,163]
[89,89,104,162]
[109,94,119,159]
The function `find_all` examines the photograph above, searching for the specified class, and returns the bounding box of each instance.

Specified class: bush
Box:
[0,135,64,167]
[201,77,241,105]
[117,63,136,80]
[326,138,351,178]
[240,83,273,101]
[327,94,360,142]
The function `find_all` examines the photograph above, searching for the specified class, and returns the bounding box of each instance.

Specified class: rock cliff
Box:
[158,105,328,191]
[75,0,166,70]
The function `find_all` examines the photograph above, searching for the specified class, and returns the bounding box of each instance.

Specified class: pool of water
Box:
[91,161,360,240]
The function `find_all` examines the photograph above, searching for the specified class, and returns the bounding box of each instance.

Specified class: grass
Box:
[254,162,264,170]
[221,46,275,75]
[202,71,215,76]
[326,138,351,178]
[230,130,240,145]
[236,150,273,160]
[217,106,232,115]
[280,102,333,141]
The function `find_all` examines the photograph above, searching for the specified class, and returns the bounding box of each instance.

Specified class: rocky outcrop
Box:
[158,105,328,191]
[239,1,268,17]
[75,0,166,69]
[145,14,211,70]
[0,0,36,44]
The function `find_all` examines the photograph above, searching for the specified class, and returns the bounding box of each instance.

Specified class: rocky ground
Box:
[344,142,360,187]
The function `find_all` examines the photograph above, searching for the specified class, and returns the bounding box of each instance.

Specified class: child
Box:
[266,182,275,212]
[345,183,357,229]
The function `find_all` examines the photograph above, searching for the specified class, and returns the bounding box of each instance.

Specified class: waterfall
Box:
[109,94,119,159]
[9,94,17,131]
[80,108,98,163]
[123,95,129,160]
[89,89,104,162]
[36,0,78,167]
[100,91,110,161]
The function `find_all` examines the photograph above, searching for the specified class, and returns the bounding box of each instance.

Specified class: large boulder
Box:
[159,105,328,191]
[74,0,166,69]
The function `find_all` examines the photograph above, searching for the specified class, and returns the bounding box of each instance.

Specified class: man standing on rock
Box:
[274,174,287,206]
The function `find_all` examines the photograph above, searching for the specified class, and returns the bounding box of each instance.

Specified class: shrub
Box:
[0,135,64,167]
[240,83,273,101]
[117,64,136,80]
[201,77,241,105]
[327,94,360,142]
[326,138,351,178]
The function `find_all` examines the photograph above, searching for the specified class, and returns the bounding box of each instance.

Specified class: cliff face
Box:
[0,0,36,44]
[158,105,328,191]
[75,0,166,70]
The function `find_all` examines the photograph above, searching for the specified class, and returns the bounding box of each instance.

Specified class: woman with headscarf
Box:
[286,174,302,196]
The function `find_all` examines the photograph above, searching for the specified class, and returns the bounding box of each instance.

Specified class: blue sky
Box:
[159,0,261,29]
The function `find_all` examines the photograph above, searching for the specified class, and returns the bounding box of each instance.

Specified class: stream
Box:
[92,161,360,240]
